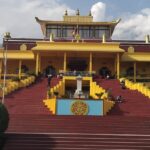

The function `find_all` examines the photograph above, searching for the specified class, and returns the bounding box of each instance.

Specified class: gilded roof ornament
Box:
[89,11,92,16]
[4,32,11,40]
[20,44,27,51]
[102,34,106,43]
[64,10,68,16]
[145,35,150,43]
[50,33,54,42]
[128,46,134,53]
[76,9,80,16]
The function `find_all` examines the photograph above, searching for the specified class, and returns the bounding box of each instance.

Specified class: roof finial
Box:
[64,10,68,16]
[89,11,92,16]
[145,35,150,44]
[4,32,11,40]
[76,9,80,16]
[50,33,54,42]
[102,34,106,43]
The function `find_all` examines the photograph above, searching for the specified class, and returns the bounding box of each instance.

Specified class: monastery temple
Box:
[1,10,150,149]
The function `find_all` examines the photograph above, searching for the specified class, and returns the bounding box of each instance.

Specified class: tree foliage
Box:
[0,103,9,133]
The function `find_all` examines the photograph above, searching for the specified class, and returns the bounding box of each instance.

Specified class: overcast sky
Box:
[0,0,150,43]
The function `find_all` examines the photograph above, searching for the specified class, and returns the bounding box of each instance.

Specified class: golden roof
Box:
[32,41,124,53]
[35,14,121,37]
[121,53,150,62]
[0,50,34,60]
[35,16,121,26]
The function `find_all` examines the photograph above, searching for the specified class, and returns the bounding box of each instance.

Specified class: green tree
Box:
[0,103,9,133]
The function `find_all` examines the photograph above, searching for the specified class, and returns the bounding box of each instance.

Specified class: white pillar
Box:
[77,76,82,92]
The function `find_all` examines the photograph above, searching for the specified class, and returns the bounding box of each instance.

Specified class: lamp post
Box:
[1,32,10,104]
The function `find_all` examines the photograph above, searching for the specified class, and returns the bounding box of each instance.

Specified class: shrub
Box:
[88,96,93,99]
[11,77,20,82]
[54,91,59,97]
[0,103,9,133]
[61,94,69,99]
[27,71,36,77]
[47,90,51,98]
[0,84,3,89]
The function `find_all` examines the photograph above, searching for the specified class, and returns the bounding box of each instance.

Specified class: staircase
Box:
[94,78,150,116]
[3,115,150,149]
[5,77,60,115]
[50,77,61,88]
[2,77,150,149]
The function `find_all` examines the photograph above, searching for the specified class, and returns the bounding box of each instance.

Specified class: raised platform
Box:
[44,99,104,116]
[58,99,103,116]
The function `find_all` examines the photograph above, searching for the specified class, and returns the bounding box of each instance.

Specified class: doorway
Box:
[44,65,56,77]
[67,59,87,71]
[99,66,111,78]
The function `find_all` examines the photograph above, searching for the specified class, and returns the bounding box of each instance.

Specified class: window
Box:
[46,25,57,37]
[46,24,110,39]
[57,26,61,37]
[79,26,90,38]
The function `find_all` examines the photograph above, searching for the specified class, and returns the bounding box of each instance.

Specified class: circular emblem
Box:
[20,44,27,51]
[71,101,88,115]
[128,46,134,53]
[75,34,80,41]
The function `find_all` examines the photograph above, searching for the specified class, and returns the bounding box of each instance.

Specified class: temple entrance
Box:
[99,66,111,78]
[44,65,56,77]
[21,65,29,73]
[67,59,87,71]
[126,67,134,76]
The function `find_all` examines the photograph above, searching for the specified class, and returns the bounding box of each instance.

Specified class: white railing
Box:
[59,70,96,77]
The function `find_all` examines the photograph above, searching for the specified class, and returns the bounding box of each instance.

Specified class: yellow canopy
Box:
[121,53,150,62]
[0,51,34,60]
[32,41,124,53]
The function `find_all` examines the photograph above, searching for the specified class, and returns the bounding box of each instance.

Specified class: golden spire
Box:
[64,10,68,16]
[76,9,80,16]
[145,35,150,43]
[4,32,11,39]
[102,34,106,43]
[50,33,54,42]
[89,11,92,16]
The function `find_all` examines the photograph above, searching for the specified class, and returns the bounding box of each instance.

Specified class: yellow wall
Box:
[41,56,64,73]
[4,54,116,75]
[2,48,150,77]
[1,59,35,75]
[5,60,35,74]
[121,62,150,77]
[22,60,36,73]
[6,60,18,74]
[120,62,133,76]
[93,57,115,74]
[137,62,150,75]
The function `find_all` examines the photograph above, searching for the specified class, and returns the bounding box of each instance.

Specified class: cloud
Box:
[91,2,106,21]
[0,1,149,42]
[0,0,75,43]
[90,2,150,40]
[113,8,150,40]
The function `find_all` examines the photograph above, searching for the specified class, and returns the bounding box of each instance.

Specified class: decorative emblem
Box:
[71,101,88,115]
[20,44,27,51]
[75,34,80,42]
[128,46,134,53]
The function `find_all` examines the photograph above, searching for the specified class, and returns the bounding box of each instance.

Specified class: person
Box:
[116,95,123,103]
[73,70,77,76]
[106,88,113,100]
[106,74,110,79]
[120,80,126,89]
[106,88,112,95]
[47,74,52,87]
[58,73,63,79]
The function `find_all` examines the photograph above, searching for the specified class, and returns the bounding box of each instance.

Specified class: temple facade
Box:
[2,11,150,149]
[0,10,150,82]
